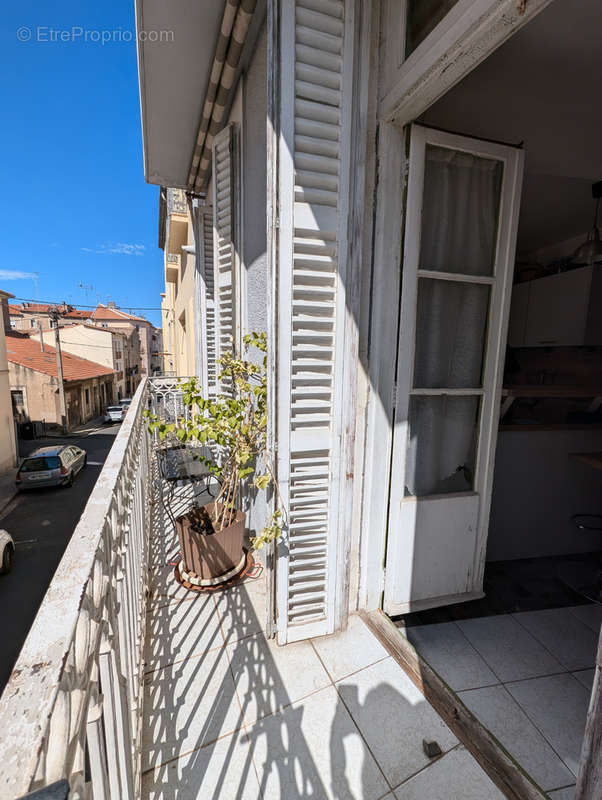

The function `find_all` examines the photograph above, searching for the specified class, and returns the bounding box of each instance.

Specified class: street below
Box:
[0,423,120,693]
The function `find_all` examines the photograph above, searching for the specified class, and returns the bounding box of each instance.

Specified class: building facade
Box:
[137,0,602,654]
[31,323,130,402]
[7,332,115,430]
[90,304,160,381]
[0,292,18,473]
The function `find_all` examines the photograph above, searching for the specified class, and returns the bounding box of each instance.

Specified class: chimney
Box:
[107,301,116,309]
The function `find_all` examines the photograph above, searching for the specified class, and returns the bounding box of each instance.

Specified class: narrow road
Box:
[0,423,120,693]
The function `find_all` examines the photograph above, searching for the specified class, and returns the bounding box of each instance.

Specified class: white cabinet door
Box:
[384,125,523,616]
[524,267,593,346]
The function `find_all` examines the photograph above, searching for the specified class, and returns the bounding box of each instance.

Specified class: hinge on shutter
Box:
[391,383,398,408]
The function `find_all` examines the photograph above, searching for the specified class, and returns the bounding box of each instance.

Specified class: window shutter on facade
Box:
[202,207,218,397]
[276,0,354,643]
[212,124,238,393]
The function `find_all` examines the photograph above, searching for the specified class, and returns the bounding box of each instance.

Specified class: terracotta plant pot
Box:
[176,502,245,584]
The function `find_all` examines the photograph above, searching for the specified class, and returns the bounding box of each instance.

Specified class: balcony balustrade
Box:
[0,376,197,800]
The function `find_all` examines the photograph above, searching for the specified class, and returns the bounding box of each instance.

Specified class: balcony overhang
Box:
[135,0,226,188]
[136,0,265,191]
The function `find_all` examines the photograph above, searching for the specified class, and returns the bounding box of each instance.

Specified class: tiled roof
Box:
[91,304,147,323]
[18,303,54,313]
[6,332,115,382]
[63,309,91,319]
[8,305,23,316]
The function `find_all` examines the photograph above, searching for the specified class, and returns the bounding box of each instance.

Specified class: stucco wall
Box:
[9,363,61,425]
[0,371,16,472]
[242,24,268,338]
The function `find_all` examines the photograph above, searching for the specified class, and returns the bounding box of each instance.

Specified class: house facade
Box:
[6,332,116,430]
[90,303,160,381]
[0,292,18,473]
[137,0,602,645]
[158,188,199,378]
[31,322,130,402]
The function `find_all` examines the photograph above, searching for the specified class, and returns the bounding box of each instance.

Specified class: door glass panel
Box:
[406,0,460,56]
[405,395,480,497]
[413,278,490,388]
[420,145,503,276]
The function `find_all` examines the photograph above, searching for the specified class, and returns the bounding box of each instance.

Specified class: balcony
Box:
[166,188,187,217]
[165,254,179,285]
[0,381,526,800]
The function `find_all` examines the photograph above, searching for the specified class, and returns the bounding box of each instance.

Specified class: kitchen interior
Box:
[394,0,602,795]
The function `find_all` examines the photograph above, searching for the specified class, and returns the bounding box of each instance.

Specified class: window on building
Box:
[11,390,25,417]
[85,388,90,405]
[30,319,36,328]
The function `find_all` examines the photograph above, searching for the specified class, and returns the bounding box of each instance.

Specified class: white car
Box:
[0,530,14,574]
[104,405,124,424]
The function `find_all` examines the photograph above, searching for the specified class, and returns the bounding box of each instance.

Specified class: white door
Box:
[384,125,524,616]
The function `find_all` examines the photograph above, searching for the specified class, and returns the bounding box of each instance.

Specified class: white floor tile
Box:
[572,668,596,691]
[142,728,261,800]
[513,608,598,671]
[142,646,244,771]
[227,633,331,725]
[458,684,574,791]
[145,592,224,673]
[456,615,564,682]
[548,786,575,799]
[506,674,590,776]
[567,604,602,634]
[213,577,267,645]
[393,746,505,800]
[148,563,197,609]
[311,614,389,681]
[337,656,457,788]
[406,622,498,691]
[247,685,390,800]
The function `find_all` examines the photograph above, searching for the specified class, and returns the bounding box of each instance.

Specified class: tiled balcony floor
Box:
[142,505,505,799]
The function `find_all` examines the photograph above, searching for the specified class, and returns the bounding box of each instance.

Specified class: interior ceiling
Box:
[422,0,602,256]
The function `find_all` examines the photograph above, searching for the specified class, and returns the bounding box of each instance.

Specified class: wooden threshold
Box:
[359,609,548,800]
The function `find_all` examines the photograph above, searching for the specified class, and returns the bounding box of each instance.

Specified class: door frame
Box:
[383,124,523,615]
[358,0,545,612]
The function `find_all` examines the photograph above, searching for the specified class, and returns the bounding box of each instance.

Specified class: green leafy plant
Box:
[145,332,283,549]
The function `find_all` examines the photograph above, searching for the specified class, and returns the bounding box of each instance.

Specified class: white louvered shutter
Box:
[276,0,354,643]
[202,207,218,397]
[212,124,238,392]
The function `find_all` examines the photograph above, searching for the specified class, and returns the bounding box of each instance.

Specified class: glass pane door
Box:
[405,143,503,497]
[384,125,524,616]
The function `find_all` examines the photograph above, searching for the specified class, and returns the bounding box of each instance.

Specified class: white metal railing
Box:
[0,380,153,800]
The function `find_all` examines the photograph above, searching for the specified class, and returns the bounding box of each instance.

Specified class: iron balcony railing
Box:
[0,380,153,800]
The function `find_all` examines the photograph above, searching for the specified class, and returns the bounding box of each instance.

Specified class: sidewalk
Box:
[43,416,106,438]
[142,511,506,799]
[0,468,18,517]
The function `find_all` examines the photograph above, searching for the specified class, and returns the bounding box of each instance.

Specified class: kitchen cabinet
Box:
[508,264,602,347]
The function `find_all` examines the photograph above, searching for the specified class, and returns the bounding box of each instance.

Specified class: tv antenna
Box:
[78,282,96,303]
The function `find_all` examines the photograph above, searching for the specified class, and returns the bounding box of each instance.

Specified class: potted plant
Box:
[145,332,282,587]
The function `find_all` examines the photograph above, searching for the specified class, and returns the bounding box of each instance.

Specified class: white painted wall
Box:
[236,22,268,541]
[487,429,602,561]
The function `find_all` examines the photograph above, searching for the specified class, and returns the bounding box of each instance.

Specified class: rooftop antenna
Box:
[33,272,39,302]
[78,282,96,304]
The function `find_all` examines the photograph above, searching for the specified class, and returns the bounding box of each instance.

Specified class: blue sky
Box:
[1,1,163,326]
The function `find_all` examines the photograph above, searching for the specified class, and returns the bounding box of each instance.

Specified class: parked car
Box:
[0,530,14,574]
[15,445,87,490]
[104,405,124,424]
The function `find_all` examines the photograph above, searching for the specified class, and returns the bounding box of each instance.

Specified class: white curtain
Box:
[405,146,502,496]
